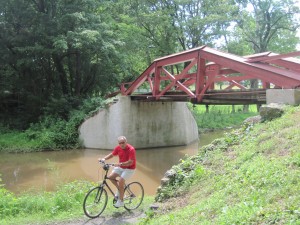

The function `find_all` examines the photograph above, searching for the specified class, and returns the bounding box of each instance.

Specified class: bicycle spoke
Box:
[123,182,144,210]
[83,187,108,218]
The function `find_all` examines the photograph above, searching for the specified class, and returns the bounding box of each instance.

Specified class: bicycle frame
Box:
[99,166,118,199]
[98,163,140,206]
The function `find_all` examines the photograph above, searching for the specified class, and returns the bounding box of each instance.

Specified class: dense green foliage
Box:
[142,106,300,224]
[0,0,126,129]
[235,0,299,54]
[0,97,111,152]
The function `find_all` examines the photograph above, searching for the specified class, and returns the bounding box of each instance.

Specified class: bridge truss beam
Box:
[120,46,300,104]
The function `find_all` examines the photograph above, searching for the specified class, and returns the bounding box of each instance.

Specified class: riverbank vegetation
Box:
[190,104,258,131]
[141,105,300,224]
[0,180,90,224]
[0,97,111,152]
[0,103,258,153]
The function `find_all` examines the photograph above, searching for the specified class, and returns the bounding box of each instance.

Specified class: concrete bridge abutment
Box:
[267,89,300,105]
[79,96,199,149]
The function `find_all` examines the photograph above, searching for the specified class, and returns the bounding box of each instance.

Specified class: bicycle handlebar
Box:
[98,160,116,167]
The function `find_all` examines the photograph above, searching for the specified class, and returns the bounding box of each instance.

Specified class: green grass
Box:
[0,180,89,225]
[0,179,154,225]
[140,105,300,224]
[0,118,82,153]
[0,131,43,152]
[189,104,258,130]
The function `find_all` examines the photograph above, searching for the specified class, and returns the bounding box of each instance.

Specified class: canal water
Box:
[0,130,225,195]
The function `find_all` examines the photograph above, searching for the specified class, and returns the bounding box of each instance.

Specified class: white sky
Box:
[296,0,300,50]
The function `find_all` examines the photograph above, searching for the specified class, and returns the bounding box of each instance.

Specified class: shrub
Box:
[0,96,111,152]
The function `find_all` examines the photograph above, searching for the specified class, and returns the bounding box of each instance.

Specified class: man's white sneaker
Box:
[114,191,120,199]
[114,199,124,208]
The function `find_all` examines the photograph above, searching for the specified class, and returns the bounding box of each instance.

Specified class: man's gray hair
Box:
[118,136,127,142]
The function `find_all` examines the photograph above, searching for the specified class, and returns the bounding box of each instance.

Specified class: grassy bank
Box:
[141,105,300,224]
[0,179,153,225]
[189,104,258,131]
[0,180,89,225]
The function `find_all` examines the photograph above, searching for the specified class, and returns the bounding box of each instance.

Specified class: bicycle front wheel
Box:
[83,186,108,218]
[123,182,144,210]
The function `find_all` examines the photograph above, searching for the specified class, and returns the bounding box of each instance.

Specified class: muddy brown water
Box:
[0,130,224,195]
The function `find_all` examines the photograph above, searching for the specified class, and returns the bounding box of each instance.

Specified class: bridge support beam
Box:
[267,89,300,105]
[79,96,199,149]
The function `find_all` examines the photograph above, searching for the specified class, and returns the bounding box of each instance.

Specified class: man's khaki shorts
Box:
[112,167,135,180]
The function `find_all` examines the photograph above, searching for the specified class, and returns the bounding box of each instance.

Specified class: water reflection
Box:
[0,130,225,195]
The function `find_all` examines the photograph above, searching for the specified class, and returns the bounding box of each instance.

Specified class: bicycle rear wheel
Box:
[123,182,144,210]
[83,186,108,218]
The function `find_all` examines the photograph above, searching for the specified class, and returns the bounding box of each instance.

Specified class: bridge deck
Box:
[130,89,266,105]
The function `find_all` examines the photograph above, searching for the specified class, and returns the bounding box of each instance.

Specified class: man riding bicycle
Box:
[99,136,136,208]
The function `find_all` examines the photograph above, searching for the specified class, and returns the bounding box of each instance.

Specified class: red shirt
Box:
[112,143,136,169]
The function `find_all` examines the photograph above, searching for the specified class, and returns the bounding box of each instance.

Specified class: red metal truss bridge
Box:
[118,46,300,105]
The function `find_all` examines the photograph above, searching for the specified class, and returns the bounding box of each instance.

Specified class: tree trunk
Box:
[231,105,235,113]
[75,51,82,96]
[205,104,209,113]
[243,105,249,112]
[52,54,69,95]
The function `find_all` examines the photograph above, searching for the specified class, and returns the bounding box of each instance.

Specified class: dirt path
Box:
[49,210,146,225]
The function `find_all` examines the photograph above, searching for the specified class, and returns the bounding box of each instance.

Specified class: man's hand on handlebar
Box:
[98,158,105,163]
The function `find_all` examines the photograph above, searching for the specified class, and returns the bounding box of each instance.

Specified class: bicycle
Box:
[83,161,144,218]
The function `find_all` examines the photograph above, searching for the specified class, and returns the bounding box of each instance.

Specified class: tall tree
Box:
[129,0,238,53]
[227,0,300,111]
[0,0,125,127]
[235,0,300,54]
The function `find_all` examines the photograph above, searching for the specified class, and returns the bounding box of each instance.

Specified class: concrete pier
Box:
[79,96,199,149]
[267,89,300,105]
